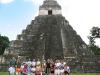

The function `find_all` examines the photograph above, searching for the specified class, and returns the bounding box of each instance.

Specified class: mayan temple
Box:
[5,0,100,72]
[14,0,92,59]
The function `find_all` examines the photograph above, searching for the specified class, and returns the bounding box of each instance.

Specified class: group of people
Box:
[8,58,70,75]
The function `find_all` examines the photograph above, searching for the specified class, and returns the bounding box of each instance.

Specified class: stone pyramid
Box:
[6,0,100,72]
[12,0,93,59]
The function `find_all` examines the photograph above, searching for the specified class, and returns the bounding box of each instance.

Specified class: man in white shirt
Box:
[8,65,15,75]
[55,60,61,75]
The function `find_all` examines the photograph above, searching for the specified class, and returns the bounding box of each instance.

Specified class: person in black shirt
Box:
[50,60,55,75]
[46,59,50,75]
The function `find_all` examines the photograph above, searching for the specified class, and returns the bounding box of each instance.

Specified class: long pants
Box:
[46,68,50,75]
[55,69,60,75]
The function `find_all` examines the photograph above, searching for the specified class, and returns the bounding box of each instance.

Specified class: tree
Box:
[0,34,10,55]
[88,27,100,55]
[90,27,100,38]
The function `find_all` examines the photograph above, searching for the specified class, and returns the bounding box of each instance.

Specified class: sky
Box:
[0,0,100,46]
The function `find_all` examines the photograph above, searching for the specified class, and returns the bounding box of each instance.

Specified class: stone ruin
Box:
[4,0,100,72]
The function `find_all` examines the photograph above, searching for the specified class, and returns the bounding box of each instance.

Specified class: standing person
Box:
[16,65,22,75]
[21,63,25,75]
[36,59,41,66]
[22,64,28,75]
[31,59,36,75]
[59,60,64,75]
[41,60,46,75]
[54,60,61,75]
[27,59,32,67]
[31,65,36,75]
[27,65,32,75]
[10,57,16,67]
[50,60,55,75]
[35,64,42,75]
[8,65,16,75]
[64,64,70,75]
[46,59,51,75]
[17,57,22,67]
[32,59,36,67]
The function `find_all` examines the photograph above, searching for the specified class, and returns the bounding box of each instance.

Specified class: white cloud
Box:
[95,39,100,47]
[24,0,43,5]
[0,0,14,4]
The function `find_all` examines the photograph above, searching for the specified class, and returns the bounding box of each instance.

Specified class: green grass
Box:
[72,73,100,75]
[0,72,9,75]
[0,72,100,75]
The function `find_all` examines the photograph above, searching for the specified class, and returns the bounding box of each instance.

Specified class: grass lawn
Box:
[0,72,100,75]
[72,73,100,75]
[0,72,9,75]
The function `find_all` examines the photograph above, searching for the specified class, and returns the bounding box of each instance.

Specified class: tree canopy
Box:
[88,27,100,55]
[0,34,10,55]
[90,27,100,38]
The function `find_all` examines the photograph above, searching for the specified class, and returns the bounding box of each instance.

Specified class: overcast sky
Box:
[0,0,100,46]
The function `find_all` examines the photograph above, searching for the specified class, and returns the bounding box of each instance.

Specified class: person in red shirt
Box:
[16,65,22,75]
